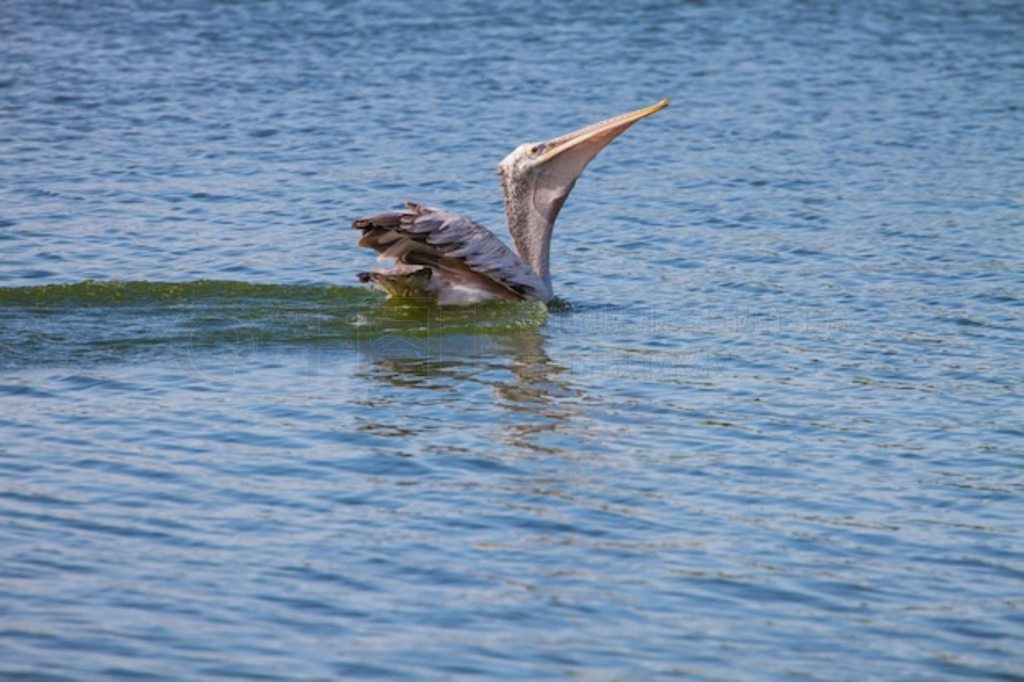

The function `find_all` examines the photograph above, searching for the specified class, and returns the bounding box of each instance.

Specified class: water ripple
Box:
[2,0,1023,679]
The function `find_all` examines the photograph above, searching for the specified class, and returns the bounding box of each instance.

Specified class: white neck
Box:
[501,170,554,297]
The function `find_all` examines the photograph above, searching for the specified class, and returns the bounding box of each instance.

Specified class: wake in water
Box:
[0,280,548,369]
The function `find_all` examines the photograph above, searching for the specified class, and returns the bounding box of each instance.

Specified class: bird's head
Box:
[496,99,669,297]
[497,98,669,231]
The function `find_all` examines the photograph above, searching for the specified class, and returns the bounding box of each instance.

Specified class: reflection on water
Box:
[356,329,581,456]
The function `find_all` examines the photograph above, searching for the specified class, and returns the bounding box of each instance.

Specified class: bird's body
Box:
[353,99,668,305]
[354,204,548,305]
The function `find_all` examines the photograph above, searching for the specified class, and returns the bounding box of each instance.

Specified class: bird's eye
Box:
[528,144,542,157]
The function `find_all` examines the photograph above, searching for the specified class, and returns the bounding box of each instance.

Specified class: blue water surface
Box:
[1,0,1023,679]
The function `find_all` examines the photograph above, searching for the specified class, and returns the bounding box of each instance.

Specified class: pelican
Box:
[353,99,669,305]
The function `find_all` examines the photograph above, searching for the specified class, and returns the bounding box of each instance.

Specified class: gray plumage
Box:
[352,99,669,305]
[354,203,549,302]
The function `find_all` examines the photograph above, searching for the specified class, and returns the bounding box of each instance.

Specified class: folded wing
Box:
[352,202,550,302]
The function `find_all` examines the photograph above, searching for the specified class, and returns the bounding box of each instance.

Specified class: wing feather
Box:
[352,203,549,301]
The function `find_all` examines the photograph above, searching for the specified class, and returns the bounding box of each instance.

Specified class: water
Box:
[2,0,1022,679]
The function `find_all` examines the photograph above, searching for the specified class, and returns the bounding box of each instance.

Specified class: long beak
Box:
[538,98,670,165]
[530,99,669,226]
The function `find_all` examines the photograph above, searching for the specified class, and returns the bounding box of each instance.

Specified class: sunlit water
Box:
[2,1,1023,679]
